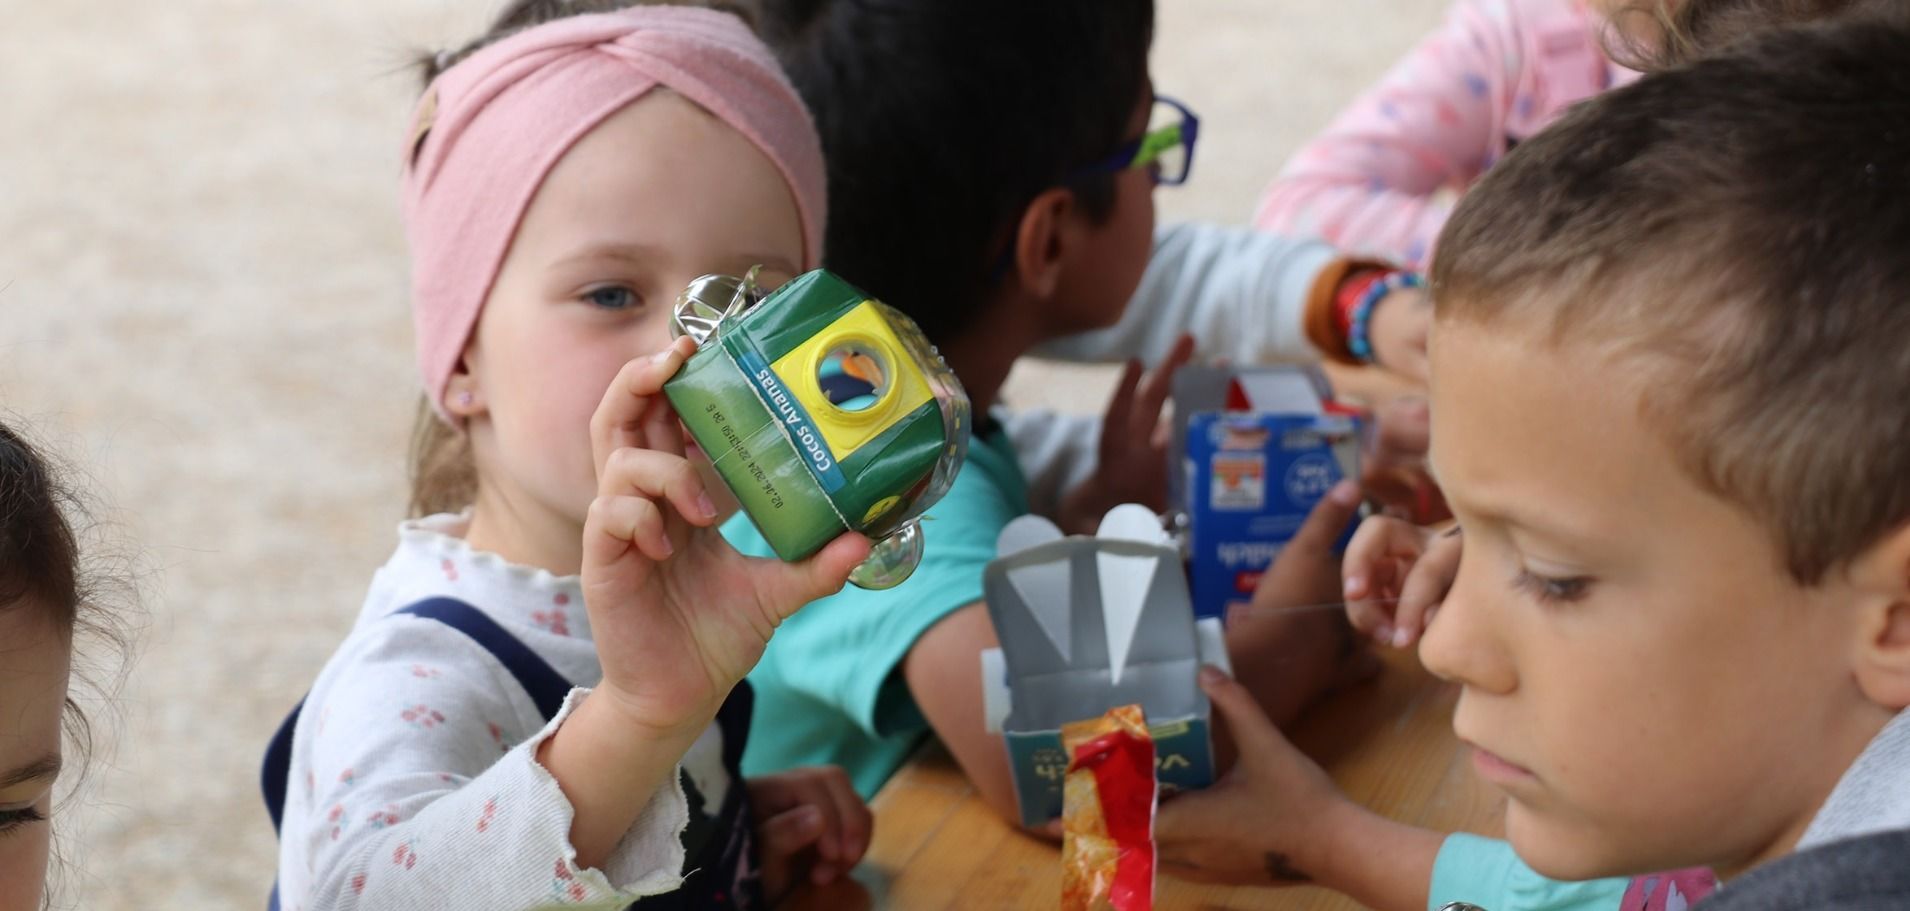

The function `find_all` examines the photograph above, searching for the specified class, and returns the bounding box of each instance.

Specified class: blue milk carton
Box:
[1173,366,1362,624]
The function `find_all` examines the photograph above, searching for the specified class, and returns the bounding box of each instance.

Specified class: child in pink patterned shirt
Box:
[1255,0,1641,268]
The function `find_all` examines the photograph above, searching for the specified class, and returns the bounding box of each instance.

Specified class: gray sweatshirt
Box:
[1696,708,1910,911]
[1006,221,1341,517]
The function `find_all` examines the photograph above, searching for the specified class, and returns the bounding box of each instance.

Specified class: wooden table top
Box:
[783,648,1505,910]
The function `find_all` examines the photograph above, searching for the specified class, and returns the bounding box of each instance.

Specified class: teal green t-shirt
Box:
[1430,834,1632,911]
[724,428,1028,796]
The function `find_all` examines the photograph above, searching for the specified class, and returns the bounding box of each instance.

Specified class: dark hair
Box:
[0,423,81,629]
[0,418,137,904]
[1432,19,1910,583]
[753,0,1154,344]
[416,0,757,86]
[1614,0,1909,69]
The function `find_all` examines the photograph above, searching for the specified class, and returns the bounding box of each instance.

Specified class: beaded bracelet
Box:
[1347,270,1423,363]
[1333,268,1388,340]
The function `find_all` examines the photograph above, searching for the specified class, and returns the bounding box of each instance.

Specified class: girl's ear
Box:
[443,356,486,421]
[1849,521,1910,710]
[1009,187,1080,301]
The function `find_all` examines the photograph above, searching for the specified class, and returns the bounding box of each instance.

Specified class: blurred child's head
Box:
[757,0,1162,348]
[1617,0,1907,67]
[0,422,127,911]
[402,6,825,542]
[1419,20,1910,882]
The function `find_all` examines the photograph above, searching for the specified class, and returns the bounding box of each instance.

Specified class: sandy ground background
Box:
[3,0,1445,906]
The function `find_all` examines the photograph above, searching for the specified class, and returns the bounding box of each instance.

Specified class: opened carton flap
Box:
[984,536,1204,733]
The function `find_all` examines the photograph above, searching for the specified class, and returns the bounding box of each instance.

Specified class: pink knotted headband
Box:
[403,6,826,419]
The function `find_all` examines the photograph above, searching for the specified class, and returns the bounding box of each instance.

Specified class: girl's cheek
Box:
[633,310,676,356]
[0,831,53,911]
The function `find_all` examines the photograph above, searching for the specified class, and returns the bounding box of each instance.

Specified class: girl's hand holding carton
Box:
[540,335,871,871]
[577,336,873,738]
[662,268,970,590]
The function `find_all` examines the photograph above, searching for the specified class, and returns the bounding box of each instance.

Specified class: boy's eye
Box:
[0,805,48,838]
[581,285,643,312]
[1513,569,1592,604]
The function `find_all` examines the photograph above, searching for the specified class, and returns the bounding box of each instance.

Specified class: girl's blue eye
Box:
[1513,569,1592,604]
[0,805,48,838]
[582,286,642,312]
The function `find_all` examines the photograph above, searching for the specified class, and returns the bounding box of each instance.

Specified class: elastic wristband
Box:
[1348,271,1422,363]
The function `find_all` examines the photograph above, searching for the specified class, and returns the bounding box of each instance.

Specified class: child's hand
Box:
[581,337,873,736]
[1343,517,1460,649]
[1056,333,1197,534]
[1156,666,1350,886]
[1160,667,1445,910]
[749,766,873,899]
[1359,396,1448,523]
[1367,284,1430,383]
[1246,480,1364,618]
[1223,481,1376,739]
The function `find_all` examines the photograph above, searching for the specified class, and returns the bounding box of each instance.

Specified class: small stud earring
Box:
[457,391,474,408]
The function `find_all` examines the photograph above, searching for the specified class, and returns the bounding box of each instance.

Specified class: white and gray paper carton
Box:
[979,505,1230,827]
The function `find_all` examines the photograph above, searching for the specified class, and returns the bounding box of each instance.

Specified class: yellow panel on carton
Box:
[770,301,934,458]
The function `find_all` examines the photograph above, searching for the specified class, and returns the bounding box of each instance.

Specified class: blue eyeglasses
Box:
[1069,95,1201,187]
[986,95,1202,284]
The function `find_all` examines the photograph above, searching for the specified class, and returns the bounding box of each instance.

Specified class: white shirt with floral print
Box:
[275,513,737,910]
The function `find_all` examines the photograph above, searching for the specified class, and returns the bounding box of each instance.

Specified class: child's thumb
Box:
[782,532,873,613]
[1290,481,1363,556]
[1198,665,1281,755]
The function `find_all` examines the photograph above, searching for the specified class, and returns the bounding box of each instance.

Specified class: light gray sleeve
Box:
[1035,221,1340,366]
[1003,409,1103,521]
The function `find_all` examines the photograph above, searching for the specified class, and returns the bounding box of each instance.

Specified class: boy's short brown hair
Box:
[1431,19,1910,583]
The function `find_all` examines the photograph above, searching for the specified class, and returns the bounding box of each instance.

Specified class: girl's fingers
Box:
[639,389,687,458]
[1392,568,1444,648]
[1370,395,1431,468]
[758,805,824,860]
[1393,531,1463,646]
[1349,552,1405,640]
[1345,596,1394,640]
[797,777,846,865]
[1343,516,1418,599]
[597,447,718,528]
[820,767,871,864]
[585,494,671,564]
[590,337,698,474]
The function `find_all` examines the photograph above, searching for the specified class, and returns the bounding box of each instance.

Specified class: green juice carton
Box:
[663,268,970,589]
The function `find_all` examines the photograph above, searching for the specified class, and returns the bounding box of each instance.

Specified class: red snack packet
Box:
[1060,704,1157,911]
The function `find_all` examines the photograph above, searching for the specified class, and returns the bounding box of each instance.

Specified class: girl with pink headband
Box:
[264,6,872,908]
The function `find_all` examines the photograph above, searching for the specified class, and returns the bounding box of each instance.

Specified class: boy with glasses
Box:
[728,0,1409,830]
